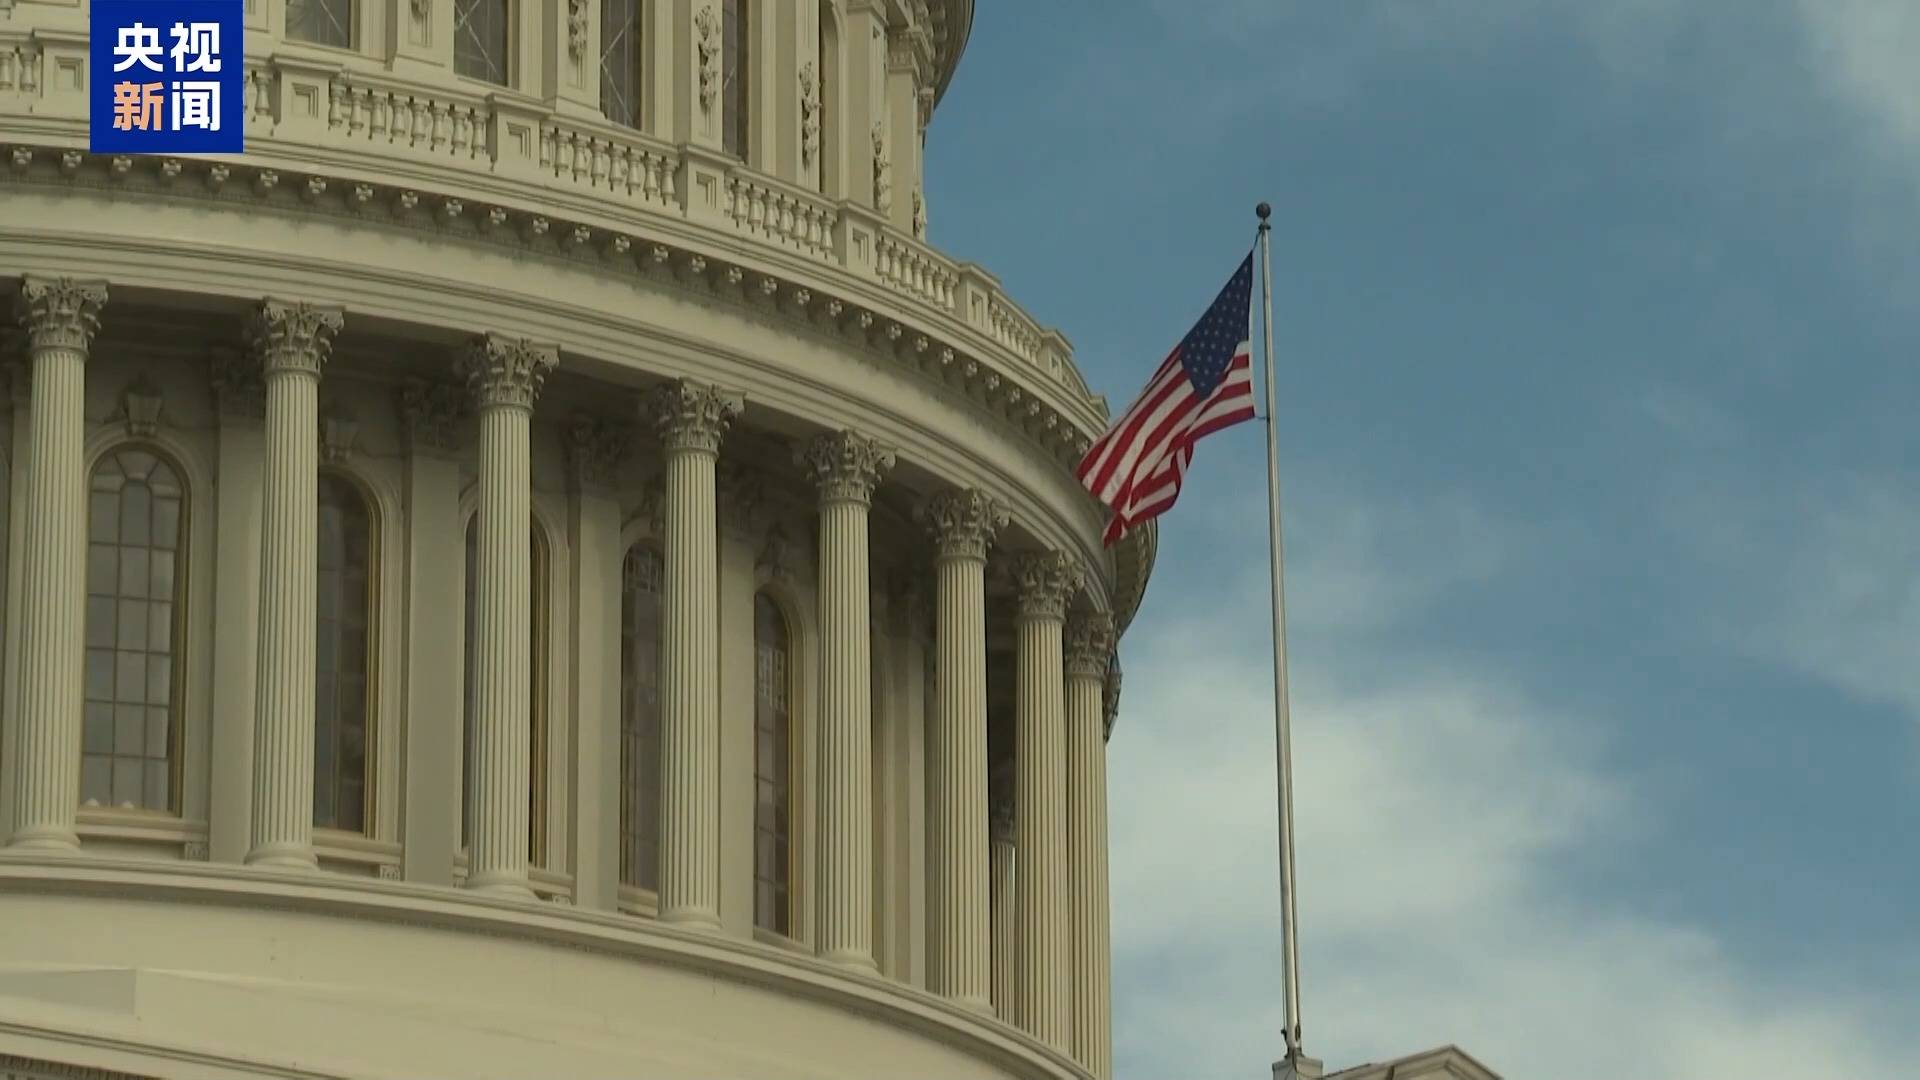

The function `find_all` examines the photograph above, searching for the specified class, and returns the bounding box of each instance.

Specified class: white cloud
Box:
[1108,493,1920,1080]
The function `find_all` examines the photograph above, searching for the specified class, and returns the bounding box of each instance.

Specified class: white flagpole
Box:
[1255,202,1305,1066]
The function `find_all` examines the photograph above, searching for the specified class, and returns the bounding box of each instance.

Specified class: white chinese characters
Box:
[169,22,222,74]
[111,24,165,72]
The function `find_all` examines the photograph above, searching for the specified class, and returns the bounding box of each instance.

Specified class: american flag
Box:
[1077,252,1258,545]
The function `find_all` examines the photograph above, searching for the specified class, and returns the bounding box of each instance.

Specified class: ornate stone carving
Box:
[646,378,742,454]
[1064,611,1116,680]
[799,62,822,168]
[716,460,763,540]
[320,410,360,464]
[410,0,429,18]
[912,186,927,239]
[757,520,799,583]
[377,863,403,881]
[248,299,343,377]
[15,276,107,353]
[566,0,587,60]
[1103,652,1123,735]
[633,471,667,536]
[398,378,466,453]
[694,5,721,114]
[209,345,265,420]
[1013,551,1081,622]
[120,376,163,438]
[920,488,1008,563]
[871,123,892,214]
[566,414,631,492]
[459,333,557,411]
[182,840,209,861]
[798,430,895,506]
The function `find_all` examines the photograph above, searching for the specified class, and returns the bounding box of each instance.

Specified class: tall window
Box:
[455,0,510,85]
[314,473,375,834]
[722,0,749,158]
[83,447,185,813]
[600,0,642,128]
[287,0,353,48]
[462,519,549,865]
[753,593,792,935]
[619,545,663,891]
[817,2,835,193]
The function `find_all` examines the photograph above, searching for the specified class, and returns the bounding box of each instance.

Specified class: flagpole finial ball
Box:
[1256,202,1273,221]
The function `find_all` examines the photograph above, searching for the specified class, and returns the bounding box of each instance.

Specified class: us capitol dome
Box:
[0,1,1153,1078]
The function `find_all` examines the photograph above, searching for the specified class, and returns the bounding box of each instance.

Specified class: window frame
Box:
[81,442,191,819]
[599,0,644,129]
[721,0,750,160]
[313,466,380,838]
[453,0,513,87]
[284,0,358,52]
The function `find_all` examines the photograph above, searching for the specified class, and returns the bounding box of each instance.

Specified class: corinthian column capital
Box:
[1014,552,1081,623]
[921,488,1009,563]
[460,333,557,410]
[1064,611,1116,680]
[799,430,895,506]
[16,276,108,353]
[647,378,742,454]
[249,299,344,377]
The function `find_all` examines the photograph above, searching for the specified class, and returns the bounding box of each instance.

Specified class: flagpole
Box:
[1255,202,1305,1066]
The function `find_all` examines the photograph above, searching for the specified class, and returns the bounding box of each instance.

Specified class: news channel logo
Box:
[89,0,244,154]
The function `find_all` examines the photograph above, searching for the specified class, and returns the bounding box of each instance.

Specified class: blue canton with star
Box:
[1177,253,1254,398]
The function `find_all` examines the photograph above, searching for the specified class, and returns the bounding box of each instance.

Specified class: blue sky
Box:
[926,3,1920,1078]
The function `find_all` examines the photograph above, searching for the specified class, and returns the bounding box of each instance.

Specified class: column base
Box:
[244,845,319,871]
[463,872,537,900]
[6,827,80,852]
[658,909,723,932]
[818,950,881,975]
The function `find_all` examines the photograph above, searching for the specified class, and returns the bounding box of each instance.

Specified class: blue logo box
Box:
[90,0,244,154]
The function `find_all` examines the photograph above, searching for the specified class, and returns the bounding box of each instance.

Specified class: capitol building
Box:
[0,1,1150,1077]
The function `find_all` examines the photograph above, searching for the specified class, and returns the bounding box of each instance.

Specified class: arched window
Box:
[462,518,549,865]
[753,593,793,935]
[286,0,353,48]
[454,0,510,85]
[600,0,642,128]
[619,544,663,891]
[722,0,750,159]
[314,472,375,834]
[83,447,186,814]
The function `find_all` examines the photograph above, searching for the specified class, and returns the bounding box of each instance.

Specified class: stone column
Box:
[1013,551,1078,1048]
[459,334,558,897]
[6,277,106,851]
[1066,611,1117,1079]
[647,380,742,928]
[921,489,1007,1010]
[989,785,1017,1024]
[244,300,344,870]
[798,430,894,970]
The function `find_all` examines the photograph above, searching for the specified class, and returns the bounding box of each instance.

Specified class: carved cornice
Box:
[798,430,895,507]
[920,488,1007,563]
[646,378,742,455]
[1064,610,1115,680]
[460,332,557,411]
[15,275,107,354]
[566,414,631,492]
[398,377,466,454]
[248,298,343,378]
[1013,551,1080,623]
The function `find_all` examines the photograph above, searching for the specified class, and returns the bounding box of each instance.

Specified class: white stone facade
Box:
[0,2,1152,1077]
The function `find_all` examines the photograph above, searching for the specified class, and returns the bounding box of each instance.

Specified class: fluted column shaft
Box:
[922,490,1007,1008]
[800,432,894,969]
[245,300,343,869]
[1066,613,1117,1079]
[649,381,741,927]
[990,796,1017,1022]
[1013,552,1078,1047]
[7,278,106,851]
[460,335,557,897]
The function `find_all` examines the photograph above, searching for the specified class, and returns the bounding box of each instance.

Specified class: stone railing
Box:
[0,37,42,102]
[325,71,490,163]
[726,169,840,263]
[874,230,961,313]
[541,117,680,213]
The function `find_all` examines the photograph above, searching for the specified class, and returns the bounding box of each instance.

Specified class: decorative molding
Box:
[459,332,558,411]
[798,430,894,507]
[15,275,107,354]
[920,488,1007,563]
[799,62,821,168]
[756,519,799,584]
[410,0,429,17]
[208,345,265,421]
[716,460,763,541]
[566,0,588,61]
[182,840,209,861]
[645,378,742,455]
[377,863,403,881]
[871,123,892,214]
[398,378,466,454]
[1013,551,1080,623]
[1064,611,1115,680]
[248,298,343,378]
[694,5,721,114]
[319,410,359,464]
[119,375,163,438]
[911,187,927,240]
[566,414,631,493]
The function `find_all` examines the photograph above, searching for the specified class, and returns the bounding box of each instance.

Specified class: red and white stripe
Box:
[1076,339,1256,546]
